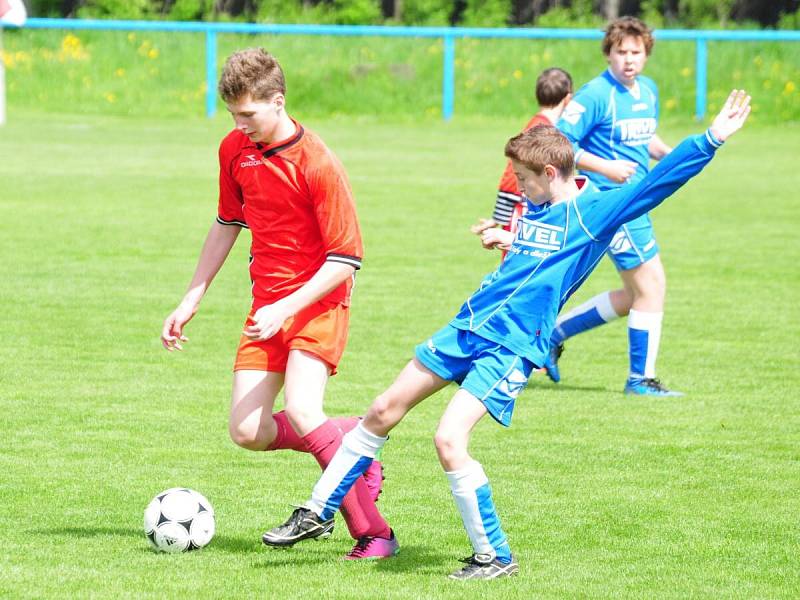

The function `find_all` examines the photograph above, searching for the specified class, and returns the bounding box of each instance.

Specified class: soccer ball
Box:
[143,488,215,553]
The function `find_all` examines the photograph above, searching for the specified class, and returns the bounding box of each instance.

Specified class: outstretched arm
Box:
[588,90,751,238]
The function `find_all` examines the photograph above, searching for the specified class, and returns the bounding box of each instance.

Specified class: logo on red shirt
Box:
[240,154,261,168]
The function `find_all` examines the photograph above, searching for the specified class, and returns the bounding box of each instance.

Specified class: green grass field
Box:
[3,29,799,122]
[1,111,799,598]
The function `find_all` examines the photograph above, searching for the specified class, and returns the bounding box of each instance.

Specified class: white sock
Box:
[446,461,512,563]
[307,422,387,519]
[627,309,663,379]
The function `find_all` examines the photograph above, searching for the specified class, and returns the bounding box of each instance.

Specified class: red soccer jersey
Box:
[217,120,363,308]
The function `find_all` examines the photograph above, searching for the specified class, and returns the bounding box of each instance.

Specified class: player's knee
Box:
[366,393,396,429]
[653,269,666,296]
[433,427,462,464]
[228,422,261,450]
[284,402,326,435]
[228,418,272,451]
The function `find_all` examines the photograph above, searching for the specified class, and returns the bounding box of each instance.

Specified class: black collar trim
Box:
[261,125,304,159]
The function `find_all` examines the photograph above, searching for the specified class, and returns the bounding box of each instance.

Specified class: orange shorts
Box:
[234,300,350,375]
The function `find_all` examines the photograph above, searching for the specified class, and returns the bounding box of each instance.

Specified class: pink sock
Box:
[266,412,360,452]
[303,420,391,539]
[266,411,305,451]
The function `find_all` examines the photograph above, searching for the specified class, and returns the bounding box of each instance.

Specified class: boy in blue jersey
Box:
[547,17,681,396]
[261,91,751,579]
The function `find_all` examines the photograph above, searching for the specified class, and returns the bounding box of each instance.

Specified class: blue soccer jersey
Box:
[449,131,723,368]
[558,69,659,191]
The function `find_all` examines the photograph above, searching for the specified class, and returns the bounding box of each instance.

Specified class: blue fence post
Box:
[695,36,707,121]
[442,34,455,121]
[205,28,217,118]
[18,20,800,121]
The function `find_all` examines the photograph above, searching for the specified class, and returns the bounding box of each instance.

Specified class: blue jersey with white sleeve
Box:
[449,131,722,367]
[558,69,659,191]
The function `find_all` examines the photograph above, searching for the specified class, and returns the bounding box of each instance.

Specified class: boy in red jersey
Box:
[472,67,573,247]
[161,48,397,559]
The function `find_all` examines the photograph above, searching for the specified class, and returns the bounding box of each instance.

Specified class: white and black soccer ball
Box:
[143,488,215,553]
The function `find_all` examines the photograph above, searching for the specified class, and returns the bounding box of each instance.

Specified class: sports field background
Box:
[3,30,800,121]
[1,105,798,596]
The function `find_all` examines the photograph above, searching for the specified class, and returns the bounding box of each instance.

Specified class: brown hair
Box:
[504,125,574,178]
[602,16,654,56]
[218,48,286,103]
[535,67,573,107]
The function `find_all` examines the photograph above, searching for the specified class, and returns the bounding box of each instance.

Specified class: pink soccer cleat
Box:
[344,529,399,560]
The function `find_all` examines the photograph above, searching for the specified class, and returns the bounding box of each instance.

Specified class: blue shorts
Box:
[606,213,660,271]
[415,325,534,427]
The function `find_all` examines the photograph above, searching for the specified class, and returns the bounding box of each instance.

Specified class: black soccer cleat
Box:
[448,553,520,580]
[261,507,334,547]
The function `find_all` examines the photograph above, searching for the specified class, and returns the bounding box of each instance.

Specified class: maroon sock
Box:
[303,420,391,539]
[265,411,306,452]
[265,413,360,452]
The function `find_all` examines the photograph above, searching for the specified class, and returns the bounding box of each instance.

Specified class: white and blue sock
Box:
[550,291,620,346]
[446,461,512,564]
[306,422,387,520]
[627,309,662,382]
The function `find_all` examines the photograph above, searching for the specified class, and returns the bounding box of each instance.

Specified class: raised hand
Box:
[709,89,751,143]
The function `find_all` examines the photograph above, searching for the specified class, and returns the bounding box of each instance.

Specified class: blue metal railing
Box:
[18,18,800,120]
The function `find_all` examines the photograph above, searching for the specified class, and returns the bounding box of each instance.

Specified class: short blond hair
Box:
[504,125,574,178]
[218,48,286,103]
[602,16,654,56]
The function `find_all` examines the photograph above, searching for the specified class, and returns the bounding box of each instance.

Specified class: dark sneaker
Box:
[543,343,564,383]
[624,377,684,397]
[448,553,519,580]
[363,460,385,503]
[344,529,399,560]
[261,507,334,547]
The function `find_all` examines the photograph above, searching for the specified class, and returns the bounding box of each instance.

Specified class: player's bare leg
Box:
[363,357,451,436]
[435,390,519,580]
[282,349,329,436]
[264,349,394,553]
[228,370,284,450]
[262,358,448,552]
